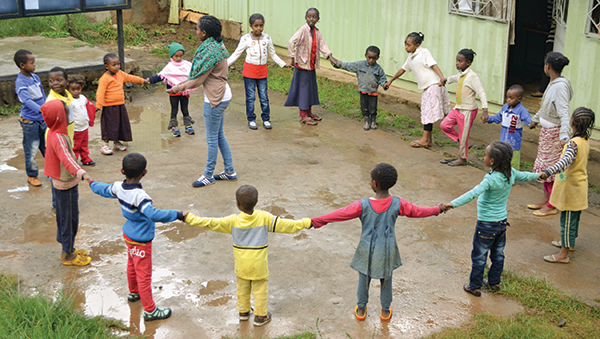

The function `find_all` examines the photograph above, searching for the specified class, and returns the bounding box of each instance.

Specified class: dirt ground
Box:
[1,77,600,338]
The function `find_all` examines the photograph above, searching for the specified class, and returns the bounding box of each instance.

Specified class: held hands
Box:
[538,172,549,180]
[283,63,293,68]
[166,86,179,95]
[144,78,150,85]
[560,138,567,147]
[439,78,448,86]
[441,203,453,213]
[383,81,391,90]
[82,172,93,183]
[480,108,489,124]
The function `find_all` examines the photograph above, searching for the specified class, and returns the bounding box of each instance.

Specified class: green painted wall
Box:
[182,0,511,112]
[562,1,600,138]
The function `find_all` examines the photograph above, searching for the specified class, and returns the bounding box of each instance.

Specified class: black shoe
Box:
[143,306,172,321]
[239,311,250,321]
[253,312,271,326]
[483,279,500,292]
[463,284,481,297]
[127,293,140,302]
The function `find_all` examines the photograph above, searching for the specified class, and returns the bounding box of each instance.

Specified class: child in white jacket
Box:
[228,13,291,130]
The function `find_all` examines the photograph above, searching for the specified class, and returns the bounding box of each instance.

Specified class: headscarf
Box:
[189,37,229,80]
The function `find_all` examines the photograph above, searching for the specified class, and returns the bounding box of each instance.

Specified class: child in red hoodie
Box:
[41,100,92,266]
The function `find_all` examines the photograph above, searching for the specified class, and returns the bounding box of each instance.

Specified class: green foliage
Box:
[0,16,69,38]
[0,105,21,117]
[150,48,169,58]
[521,161,535,171]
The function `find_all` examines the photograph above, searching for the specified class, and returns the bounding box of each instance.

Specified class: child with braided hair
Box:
[443,141,542,296]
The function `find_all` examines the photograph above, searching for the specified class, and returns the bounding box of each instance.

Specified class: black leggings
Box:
[423,123,433,131]
[169,95,190,121]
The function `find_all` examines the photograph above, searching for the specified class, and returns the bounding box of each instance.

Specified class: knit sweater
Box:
[446,67,488,110]
[15,73,46,121]
[96,70,145,110]
[530,77,573,141]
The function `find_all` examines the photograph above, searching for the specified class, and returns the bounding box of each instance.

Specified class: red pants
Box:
[299,107,312,117]
[125,237,155,312]
[544,181,555,209]
[73,129,93,164]
[440,108,478,159]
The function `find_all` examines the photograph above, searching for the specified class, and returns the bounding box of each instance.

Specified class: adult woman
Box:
[168,15,236,187]
[528,52,573,216]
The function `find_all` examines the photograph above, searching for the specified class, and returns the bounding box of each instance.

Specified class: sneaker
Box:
[483,279,500,292]
[101,144,113,155]
[143,306,172,321]
[463,284,481,297]
[213,171,237,181]
[128,293,140,302]
[248,121,258,130]
[27,176,42,187]
[263,121,272,129]
[239,311,250,321]
[192,175,215,187]
[171,128,181,137]
[82,161,96,166]
[185,125,195,135]
[253,312,271,327]
[113,141,127,151]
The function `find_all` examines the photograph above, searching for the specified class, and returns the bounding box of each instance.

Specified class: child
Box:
[285,7,334,126]
[184,185,311,326]
[540,107,595,264]
[228,13,291,130]
[46,67,75,141]
[148,43,195,137]
[443,141,541,296]
[14,49,47,187]
[384,32,450,147]
[312,163,444,321]
[487,85,532,170]
[440,49,488,166]
[330,45,388,130]
[40,100,92,266]
[96,53,148,155]
[68,75,96,166]
[89,152,184,321]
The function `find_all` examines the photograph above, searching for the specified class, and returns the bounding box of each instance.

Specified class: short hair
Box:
[545,52,570,73]
[103,53,118,65]
[571,107,596,140]
[365,45,380,57]
[458,48,476,63]
[249,13,264,25]
[198,15,223,43]
[371,163,398,190]
[49,66,68,79]
[306,7,319,17]
[122,153,147,179]
[14,49,32,67]
[508,84,524,98]
[488,141,513,181]
[68,74,85,88]
[236,185,258,211]
[406,32,425,45]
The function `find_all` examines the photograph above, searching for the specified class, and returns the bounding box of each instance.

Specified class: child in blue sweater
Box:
[444,141,542,296]
[89,153,184,321]
[14,49,47,187]
[487,85,532,169]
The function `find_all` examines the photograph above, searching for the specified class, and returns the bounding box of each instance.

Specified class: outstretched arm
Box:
[311,201,362,228]
[140,201,181,223]
[185,213,235,234]
[399,198,442,217]
[384,68,406,90]
[270,217,311,233]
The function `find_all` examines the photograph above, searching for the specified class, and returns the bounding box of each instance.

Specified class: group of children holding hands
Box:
[13,6,596,327]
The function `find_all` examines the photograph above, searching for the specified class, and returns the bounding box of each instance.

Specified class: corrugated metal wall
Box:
[182,0,509,108]
[562,1,600,136]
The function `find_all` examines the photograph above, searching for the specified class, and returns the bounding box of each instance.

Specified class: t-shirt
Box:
[401,47,440,90]
[72,95,90,132]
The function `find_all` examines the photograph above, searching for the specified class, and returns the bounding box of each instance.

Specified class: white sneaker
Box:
[248,121,258,130]
[101,144,113,155]
[114,141,127,151]
[263,121,272,129]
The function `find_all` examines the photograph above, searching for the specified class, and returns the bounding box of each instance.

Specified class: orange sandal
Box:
[62,254,92,266]
[354,306,367,321]
[309,114,322,121]
[300,117,318,126]
[380,307,392,321]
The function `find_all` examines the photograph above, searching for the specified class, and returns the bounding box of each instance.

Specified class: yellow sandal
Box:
[62,254,92,266]
[354,306,367,321]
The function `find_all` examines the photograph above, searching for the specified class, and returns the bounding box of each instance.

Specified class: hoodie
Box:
[531,77,573,140]
[41,100,86,190]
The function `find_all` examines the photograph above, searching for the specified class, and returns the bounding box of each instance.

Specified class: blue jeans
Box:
[357,272,393,311]
[243,77,270,122]
[203,100,234,177]
[469,220,507,290]
[20,120,47,177]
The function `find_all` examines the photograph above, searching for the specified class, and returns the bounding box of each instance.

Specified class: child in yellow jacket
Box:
[184,185,311,327]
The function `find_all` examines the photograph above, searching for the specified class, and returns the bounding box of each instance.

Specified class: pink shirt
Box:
[288,24,332,70]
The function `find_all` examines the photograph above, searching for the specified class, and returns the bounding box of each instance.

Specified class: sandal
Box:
[73,248,89,256]
[439,158,457,164]
[551,240,575,251]
[543,254,570,264]
[380,307,392,321]
[300,118,318,126]
[354,306,367,321]
[62,254,92,266]
[448,159,467,166]
[309,114,322,121]
[410,141,429,149]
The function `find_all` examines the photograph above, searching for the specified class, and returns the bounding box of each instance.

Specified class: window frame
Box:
[586,0,600,39]
[448,0,509,23]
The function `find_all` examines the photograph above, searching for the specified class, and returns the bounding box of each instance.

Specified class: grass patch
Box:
[150,47,169,58]
[0,105,21,117]
[0,273,130,338]
[428,270,600,339]
[589,182,600,194]
[521,161,534,171]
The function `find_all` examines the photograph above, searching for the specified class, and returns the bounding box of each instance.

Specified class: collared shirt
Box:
[338,60,387,94]
[401,47,440,90]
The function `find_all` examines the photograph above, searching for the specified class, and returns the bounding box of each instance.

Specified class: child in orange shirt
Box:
[96,53,148,155]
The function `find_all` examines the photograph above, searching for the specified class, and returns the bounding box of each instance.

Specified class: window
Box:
[448,0,510,22]
[553,0,568,27]
[587,0,600,36]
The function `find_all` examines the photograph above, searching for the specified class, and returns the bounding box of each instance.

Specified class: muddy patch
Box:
[262,205,294,219]
[199,280,230,295]
[157,224,206,242]
[90,239,125,256]
[17,212,56,244]
[204,295,232,307]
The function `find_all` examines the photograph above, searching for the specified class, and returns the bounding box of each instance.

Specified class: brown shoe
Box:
[463,284,481,297]
[27,176,42,187]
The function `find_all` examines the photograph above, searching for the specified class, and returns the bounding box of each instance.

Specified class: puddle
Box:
[262,205,294,219]
[19,212,56,244]
[204,295,232,307]
[157,224,206,242]
[198,280,229,295]
[0,164,17,172]
[8,186,29,193]
[469,294,524,317]
[6,152,25,170]
[83,286,131,320]
[90,238,125,256]
[0,250,18,258]
[129,106,171,152]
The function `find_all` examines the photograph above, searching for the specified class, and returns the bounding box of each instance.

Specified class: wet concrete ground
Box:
[0,81,599,339]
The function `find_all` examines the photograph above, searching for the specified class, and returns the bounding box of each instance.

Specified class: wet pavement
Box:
[0,81,599,339]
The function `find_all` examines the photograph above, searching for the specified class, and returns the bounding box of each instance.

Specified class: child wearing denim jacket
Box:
[312,163,444,321]
[444,142,542,296]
